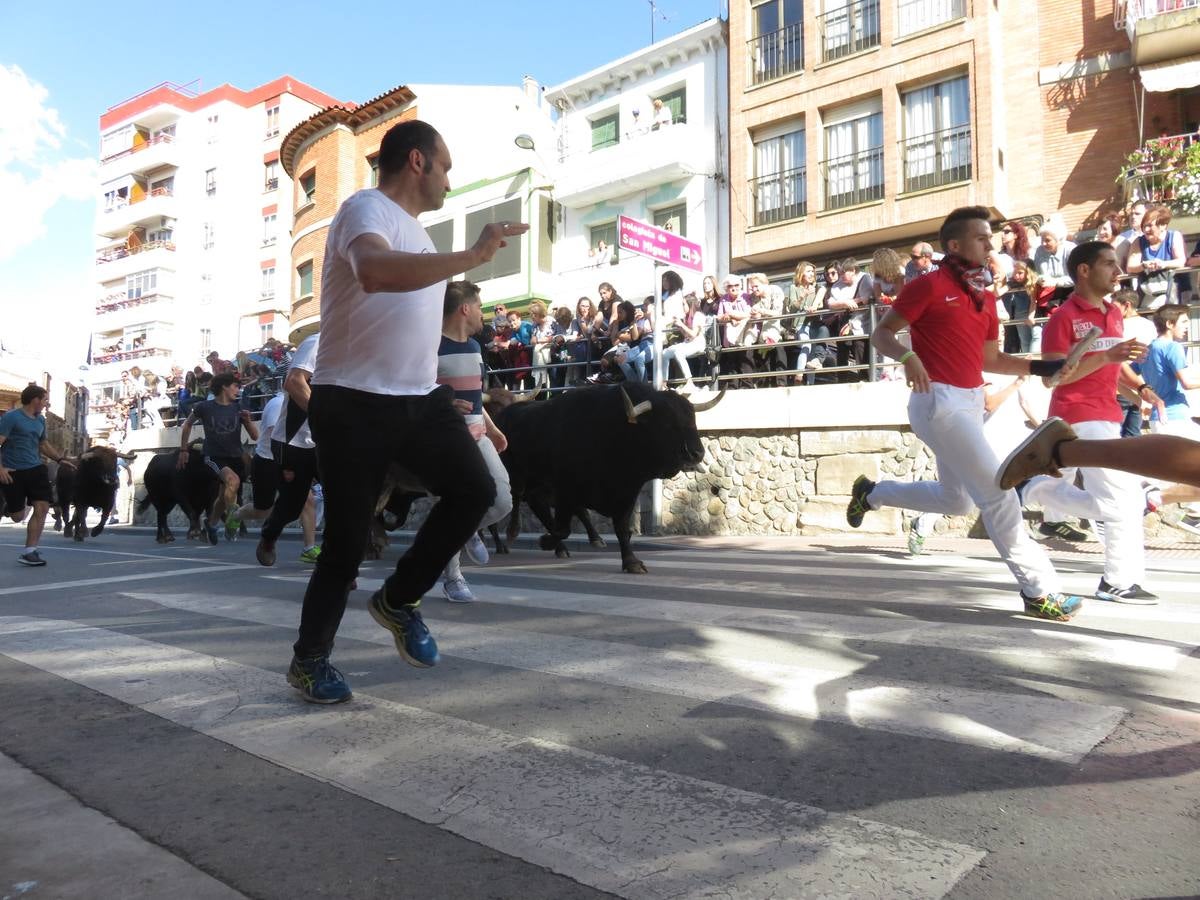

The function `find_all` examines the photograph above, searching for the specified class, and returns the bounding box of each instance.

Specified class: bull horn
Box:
[687,389,727,412]
[79,450,96,461]
[620,387,653,424]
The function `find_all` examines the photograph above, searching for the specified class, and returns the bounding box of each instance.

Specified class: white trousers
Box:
[661,336,707,385]
[1150,415,1200,514]
[868,383,1060,598]
[444,433,513,582]
[1023,420,1146,589]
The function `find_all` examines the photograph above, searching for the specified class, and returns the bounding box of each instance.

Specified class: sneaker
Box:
[368,589,440,667]
[1095,578,1158,605]
[1038,520,1090,542]
[204,517,220,546]
[462,532,489,566]
[1022,592,1084,621]
[845,475,875,528]
[1144,486,1163,516]
[17,550,46,567]
[1177,514,1200,536]
[224,509,241,541]
[442,576,475,603]
[286,655,353,704]
[256,537,276,567]
[995,417,1078,490]
[907,522,926,557]
[299,545,321,564]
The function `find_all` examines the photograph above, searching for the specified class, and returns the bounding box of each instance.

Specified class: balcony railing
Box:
[264,177,279,191]
[96,240,176,265]
[820,147,885,210]
[747,22,804,86]
[818,0,881,62]
[1117,0,1200,33]
[750,166,808,225]
[1118,132,1199,205]
[90,346,171,365]
[95,291,168,313]
[900,124,972,193]
[100,133,174,165]
[103,185,174,215]
[896,0,965,35]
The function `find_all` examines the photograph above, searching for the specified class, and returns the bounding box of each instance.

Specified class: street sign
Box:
[618,215,703,272]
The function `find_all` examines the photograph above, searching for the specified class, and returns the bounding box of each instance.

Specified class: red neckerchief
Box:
[938,252,990,311]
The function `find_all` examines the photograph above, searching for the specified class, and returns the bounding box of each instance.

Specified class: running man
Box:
[436,280,514,602]
[229,389,285,534]
[178,372,258,545]
[846,205,1084,621]
[0,385,75,567]
[286,119,526,703]
[1019,241,1159,604]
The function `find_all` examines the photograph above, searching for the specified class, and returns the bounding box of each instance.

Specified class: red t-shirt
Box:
[1042,293,1125,424]
[891,268,999,389]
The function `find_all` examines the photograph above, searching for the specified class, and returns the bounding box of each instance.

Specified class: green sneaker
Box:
[224,509,242,541]
[845,475,876,528]
[299,545,321,564]
[907,523,925,557]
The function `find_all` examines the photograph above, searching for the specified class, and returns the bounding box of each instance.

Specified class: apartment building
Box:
[730,0,1155,277]
[90,76,343,414]
[543,17,729,301]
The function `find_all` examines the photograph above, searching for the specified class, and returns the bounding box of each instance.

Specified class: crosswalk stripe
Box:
[121,590,1126,761]
[0,617,986,899]
[0,564,260,597]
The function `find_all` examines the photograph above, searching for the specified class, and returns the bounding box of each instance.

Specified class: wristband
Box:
[1137,383,1152,394]
[1029,358,1065,378]
[898,350,915,364]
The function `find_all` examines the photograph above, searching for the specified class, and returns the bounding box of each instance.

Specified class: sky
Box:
[0,0,725,391]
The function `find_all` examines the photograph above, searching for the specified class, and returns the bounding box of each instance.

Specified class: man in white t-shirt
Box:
[285,119,527,704]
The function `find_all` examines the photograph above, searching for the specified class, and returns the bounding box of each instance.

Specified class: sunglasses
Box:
[1001,228,1013,234]
[910,253,921,260]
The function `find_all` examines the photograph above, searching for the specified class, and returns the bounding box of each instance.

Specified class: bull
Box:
[137,445,221,543]
[54,446,137,541]
[498,383,719,573]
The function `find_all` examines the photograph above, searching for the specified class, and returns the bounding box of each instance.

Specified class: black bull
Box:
[137,447,222,543]
[374,384,718,573]
[54,446,136,541]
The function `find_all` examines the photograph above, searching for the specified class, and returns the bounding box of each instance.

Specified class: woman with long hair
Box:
[999,220,1032,267]
[788,260,831,381]
[572,295,600,377]
[870,248,905,304]
[596,281,621,328]
[1004,259,1036,354]
[661,292,710,392]
[699,274,721,317]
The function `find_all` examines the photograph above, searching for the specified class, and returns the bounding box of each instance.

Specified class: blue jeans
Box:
[621,340,653,382]
[1118,398,1143,438]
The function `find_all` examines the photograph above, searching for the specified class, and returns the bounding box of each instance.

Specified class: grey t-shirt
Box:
[194,400,244,458]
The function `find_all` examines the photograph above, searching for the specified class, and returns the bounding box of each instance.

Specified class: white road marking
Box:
[0,565,260,596]
[0,541,231,565]
[0,617,986,900]
[126,591,1126,761]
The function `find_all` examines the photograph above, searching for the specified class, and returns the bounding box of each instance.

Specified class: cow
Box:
[55,445,136,541]
[496,383,719,573]
[137,445,222,543]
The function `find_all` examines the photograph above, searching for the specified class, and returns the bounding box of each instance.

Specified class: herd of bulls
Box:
[53,384,720,572]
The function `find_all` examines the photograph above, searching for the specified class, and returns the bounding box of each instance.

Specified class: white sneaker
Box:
[463,532,489,566]
[806,357,824,370]
[442,576,475,603]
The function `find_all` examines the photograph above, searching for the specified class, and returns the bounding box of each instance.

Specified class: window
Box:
[750,0,804,85]
[205,168,217,194]
[264,161,279,191]
[901,75,971,192]
[261,266,276,298]
[200,328,212,352]
[657,86,687,125]
[426,220,454,255]
[897,0,965,36]
[822,104,884,209]
[368,154,380,188]
[263,213,277,245]
[297,262,313,298]
[100,125,133,160]
[149,175,174,196]
[126,269,157,299]
[207,114,219,144]
[590,112,619,151]
[589,222,619,263]
[299,171,316,205]
[752,126,807,225]
[465,198,523,282]
[260,322,274,342]
[820,0,881,63]
[103,184,130,211]
[148,227,173,244]
[203,222,215,250]
[653,204,687,236]
[265,105,280,138]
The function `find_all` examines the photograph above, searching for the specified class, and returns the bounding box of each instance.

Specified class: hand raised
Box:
[473,221,530,263]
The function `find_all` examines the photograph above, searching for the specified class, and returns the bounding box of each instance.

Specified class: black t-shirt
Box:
[194,400,243,458]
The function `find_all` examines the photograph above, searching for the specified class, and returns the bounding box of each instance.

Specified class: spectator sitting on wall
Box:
[662,292,710,394]
[549,306,580,387]
[716,275,754,389]
[829,257,874,380]
[527,301,556,390]
[747,275,786,383]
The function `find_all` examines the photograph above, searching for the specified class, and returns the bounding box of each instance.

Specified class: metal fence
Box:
[750,166,808,226]
[820,146,885,210]
[900,124,972,193]
[818,0,881,63]
[747,21,805,86]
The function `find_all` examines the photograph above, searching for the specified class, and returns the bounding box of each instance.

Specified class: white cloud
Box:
[0,64,95,261]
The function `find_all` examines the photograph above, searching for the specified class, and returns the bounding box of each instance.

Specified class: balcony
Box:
[264,177,279,192]
[820,146,884,210]
[1120,0,1200,65]
[99,134,180,177]
[95,291,174,330]
[750,166,808,226]
[818,0,881,63]
[95,240,176,282]
[555,121,713,206]
[1118,133,1200,210]
[900,124,972,193]
[896,0,965,36]
[96,186,176,238]
[747,22,804,86]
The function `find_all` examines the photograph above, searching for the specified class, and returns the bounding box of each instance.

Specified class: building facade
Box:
[729,0,1157,276]
[91,76,344,416]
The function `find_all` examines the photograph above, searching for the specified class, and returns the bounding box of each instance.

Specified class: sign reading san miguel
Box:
[618,215,704,272]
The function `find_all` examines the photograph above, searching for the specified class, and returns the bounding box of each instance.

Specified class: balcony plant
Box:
[1118,137,1200,214]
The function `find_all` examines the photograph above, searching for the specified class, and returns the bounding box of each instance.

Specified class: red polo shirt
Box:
[1042,292,1125,424]
[891,268,999,389]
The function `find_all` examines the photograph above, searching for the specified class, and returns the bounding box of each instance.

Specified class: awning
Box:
[1138,54,1200,92]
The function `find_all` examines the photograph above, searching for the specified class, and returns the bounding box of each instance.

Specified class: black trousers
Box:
[261,440,317,542]
[294,384,494,658]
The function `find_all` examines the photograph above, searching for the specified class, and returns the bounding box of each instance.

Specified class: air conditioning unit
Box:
[161,217,176,229]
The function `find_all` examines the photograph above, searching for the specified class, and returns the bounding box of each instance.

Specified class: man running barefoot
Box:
[846,206,1084,621]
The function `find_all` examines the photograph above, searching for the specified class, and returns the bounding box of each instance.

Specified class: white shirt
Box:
[312,190,443,396]
[653,105,673,128]
[274,334,318,450]
[1123,312,1157,348]
[255,393,285,459]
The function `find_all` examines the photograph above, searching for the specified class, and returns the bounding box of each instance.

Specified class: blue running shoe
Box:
[369,589,439,667]
[1021,592,1083,622]
[203,517,220,546]
[287,655,352,704]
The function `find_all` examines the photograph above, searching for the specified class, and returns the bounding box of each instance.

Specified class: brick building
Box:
[729,0,1185,276]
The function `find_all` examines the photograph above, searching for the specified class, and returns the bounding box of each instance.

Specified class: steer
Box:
[137,446,221,543]
[55,445,136,541]
[504,383,718,573]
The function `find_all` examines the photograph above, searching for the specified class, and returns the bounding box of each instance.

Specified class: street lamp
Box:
[513,133,536,151]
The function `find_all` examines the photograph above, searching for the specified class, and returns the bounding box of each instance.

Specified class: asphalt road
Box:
[1,524,1198,900]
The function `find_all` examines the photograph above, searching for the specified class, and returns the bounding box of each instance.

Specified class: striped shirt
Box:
[437,335,486,439]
